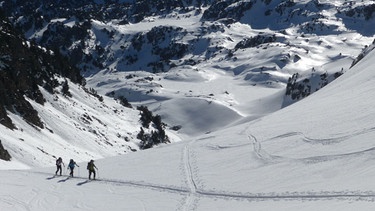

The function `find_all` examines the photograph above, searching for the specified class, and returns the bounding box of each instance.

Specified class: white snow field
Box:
[2,0,375,210]
[1,41,375,211]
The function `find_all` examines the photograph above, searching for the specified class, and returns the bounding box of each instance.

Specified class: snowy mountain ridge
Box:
[0,14,175,169]
[0,0,374,167]
[1,37,375,210]
[0,0,375,210]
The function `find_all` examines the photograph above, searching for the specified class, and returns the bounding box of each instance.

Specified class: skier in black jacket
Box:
[87,160,98,180]
[55,157,65,175]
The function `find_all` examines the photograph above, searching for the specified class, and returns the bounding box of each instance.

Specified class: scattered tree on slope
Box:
[0,10,83,129]
[0,140,11,161]
[137,106,170,149]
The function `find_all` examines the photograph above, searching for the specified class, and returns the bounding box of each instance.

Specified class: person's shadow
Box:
[58,177,70,183]
[46,176,56,180]
[77,180,90,186]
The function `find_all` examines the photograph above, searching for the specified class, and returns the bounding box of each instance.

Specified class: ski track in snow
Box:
[268,127,375,145]
[248,127,375,164]
[25,138,375,210]
[182,141,199,211]
[0,196,31,211]
[247,134,285,163]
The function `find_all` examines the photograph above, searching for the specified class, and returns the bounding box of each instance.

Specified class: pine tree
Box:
[61,80,72,97]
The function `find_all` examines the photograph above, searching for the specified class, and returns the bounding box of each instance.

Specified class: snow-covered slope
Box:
[3,0,374,113]
[0,77,181,169]
[1,0,374,148]
[1,1,375,209]
[2,34,375,211]
[80,0,374,134]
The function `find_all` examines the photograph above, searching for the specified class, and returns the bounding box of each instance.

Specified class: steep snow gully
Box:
[23,135,375,209]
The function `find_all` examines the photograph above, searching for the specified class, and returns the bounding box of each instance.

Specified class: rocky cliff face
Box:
[0,10,83,129]
[2,0,375,113]
[3,0,375,75]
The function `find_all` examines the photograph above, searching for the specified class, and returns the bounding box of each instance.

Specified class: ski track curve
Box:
[247,134,285,162]
[267,126,375,145]
[259,129,375,162]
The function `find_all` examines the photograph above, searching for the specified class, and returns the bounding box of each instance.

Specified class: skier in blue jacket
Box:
[68,159,79,177]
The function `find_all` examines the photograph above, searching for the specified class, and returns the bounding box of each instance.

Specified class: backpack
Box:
[69,162,75,168]
[87,161,95,170]
[56,159,62,166]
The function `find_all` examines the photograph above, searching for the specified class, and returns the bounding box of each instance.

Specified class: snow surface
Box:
[0,38,375,211]
[2,1,375,210]
[2,39,375,211]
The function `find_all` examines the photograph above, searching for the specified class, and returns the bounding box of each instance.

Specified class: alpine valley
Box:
[0,1,375,210]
